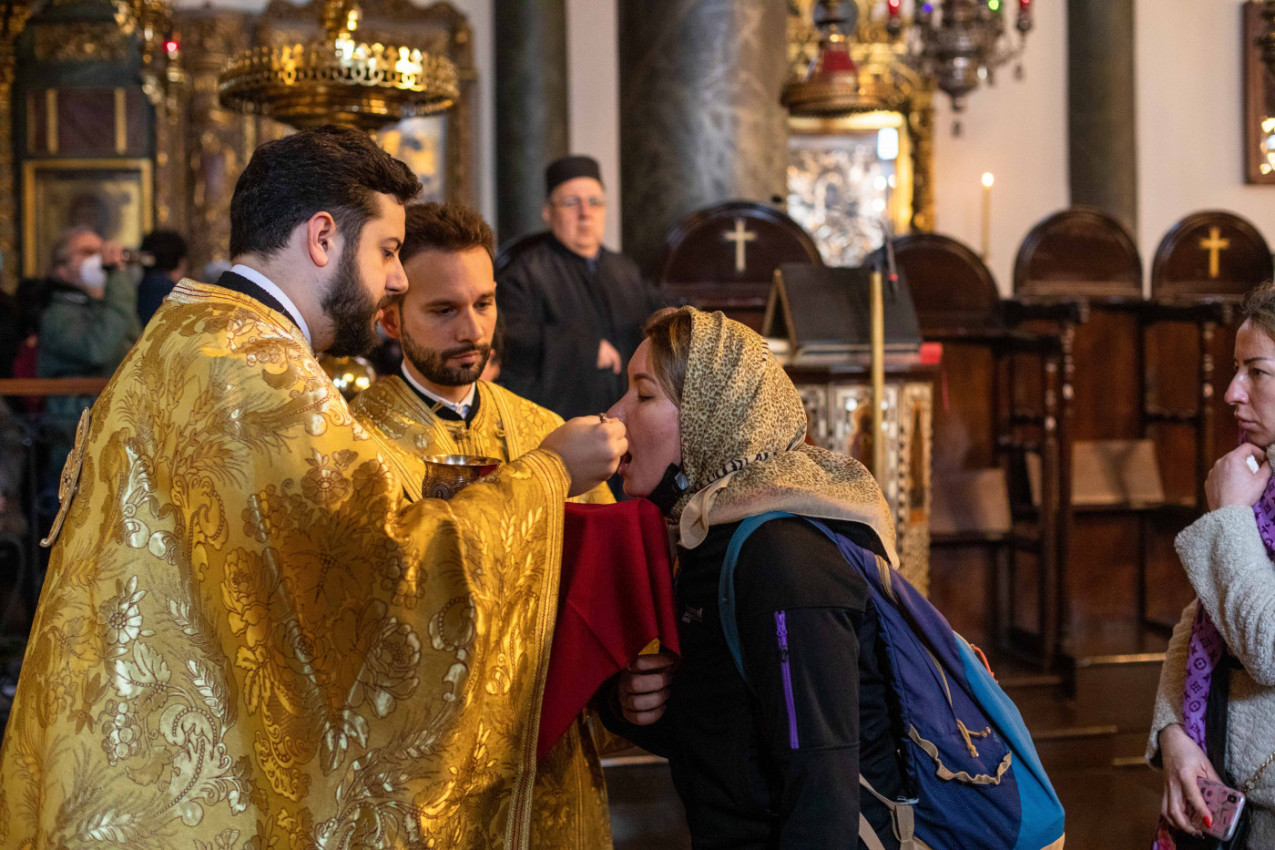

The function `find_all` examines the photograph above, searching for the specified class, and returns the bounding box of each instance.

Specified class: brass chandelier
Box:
[218,0,458,132]
[785,0,1034,117]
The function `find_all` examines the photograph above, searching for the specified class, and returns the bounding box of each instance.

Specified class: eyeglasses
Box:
[552,196,606,210]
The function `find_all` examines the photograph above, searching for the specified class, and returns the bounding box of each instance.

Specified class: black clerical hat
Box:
[545,155,602,196]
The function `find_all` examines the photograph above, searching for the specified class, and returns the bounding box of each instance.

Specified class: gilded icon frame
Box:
[787,106,933,266]
[1244,1,1275,185]
[22,157,154,277]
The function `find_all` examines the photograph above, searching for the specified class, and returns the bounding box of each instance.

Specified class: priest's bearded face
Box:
[322,194,408,357]
[543,176,606,259]
[606,339,682,497]
[388,247,496,395]
[1226,319,1275,447]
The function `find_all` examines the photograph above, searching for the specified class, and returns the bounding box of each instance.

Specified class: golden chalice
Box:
[421,454,501,500]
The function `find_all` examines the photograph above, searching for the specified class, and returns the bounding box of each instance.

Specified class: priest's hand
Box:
[597,339,623,374]
[100,240,125,269]
[1205,442,1270,511]
[541,415,627,497]
[616,650,677,725]
[1159,722,1219,835]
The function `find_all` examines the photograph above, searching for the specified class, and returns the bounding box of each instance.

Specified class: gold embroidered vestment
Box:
[0,281,574,849]
[350,375,614,849]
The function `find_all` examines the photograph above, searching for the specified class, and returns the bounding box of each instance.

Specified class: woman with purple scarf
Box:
[1149,281,1275,848]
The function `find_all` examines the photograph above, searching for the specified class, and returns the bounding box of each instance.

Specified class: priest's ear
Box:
[379,297,404,340]
[304,211,340,268]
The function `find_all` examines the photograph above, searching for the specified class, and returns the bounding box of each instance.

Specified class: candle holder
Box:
[421,454,501,500]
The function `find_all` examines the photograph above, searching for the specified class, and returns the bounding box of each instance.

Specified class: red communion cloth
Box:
[536,499,681,759]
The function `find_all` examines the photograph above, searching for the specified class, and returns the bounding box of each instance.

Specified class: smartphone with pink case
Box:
[1196,776,1246,841]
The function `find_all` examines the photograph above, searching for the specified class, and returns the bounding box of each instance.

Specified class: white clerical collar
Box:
[229,263,312,348]
[401,365,477,418]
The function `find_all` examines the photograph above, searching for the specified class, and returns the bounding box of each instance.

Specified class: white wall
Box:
[1135,0,1275,289]
[930,0,1070,294]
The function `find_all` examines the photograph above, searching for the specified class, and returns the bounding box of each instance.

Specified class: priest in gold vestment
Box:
[350,203,616,848]
[0,127,627,849]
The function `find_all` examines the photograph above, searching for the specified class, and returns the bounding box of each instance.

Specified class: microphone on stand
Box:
[878,216,900,299]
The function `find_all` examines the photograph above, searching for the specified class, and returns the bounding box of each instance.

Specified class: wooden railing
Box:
[0,378,110,397]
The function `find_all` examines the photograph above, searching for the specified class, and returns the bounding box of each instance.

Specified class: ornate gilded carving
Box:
[899,381,932,594]
[791,376,932,592]
[908,89,935,232]
[0,0,33,293]
[784,2,937,244]
[788,111,915,266]
[32,22,130,62]
[160,9,271,274]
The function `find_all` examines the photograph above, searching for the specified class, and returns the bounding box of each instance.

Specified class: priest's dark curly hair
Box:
[229,125,420,260]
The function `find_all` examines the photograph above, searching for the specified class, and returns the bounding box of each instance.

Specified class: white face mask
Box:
[78,253,106,291]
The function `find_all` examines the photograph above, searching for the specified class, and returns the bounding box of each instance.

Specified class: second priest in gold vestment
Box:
[351,202,616,848]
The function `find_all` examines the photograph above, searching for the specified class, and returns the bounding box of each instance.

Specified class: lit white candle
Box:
[980,172,994,261]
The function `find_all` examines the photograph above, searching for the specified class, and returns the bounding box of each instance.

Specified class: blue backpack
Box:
[719,512,1066,850]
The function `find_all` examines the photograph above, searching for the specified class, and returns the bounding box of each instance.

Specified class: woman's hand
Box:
[1205,443,1270,511]
[1159,723,1221,834]
[615,650,678,725]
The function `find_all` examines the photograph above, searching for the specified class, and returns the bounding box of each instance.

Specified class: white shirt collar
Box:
[401,365,477,418]
[229,263,312,348]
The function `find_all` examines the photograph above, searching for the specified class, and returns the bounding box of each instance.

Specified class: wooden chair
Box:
[1012,208,1162,647]
[885,232,1073,668]
[1140,211,1273,625]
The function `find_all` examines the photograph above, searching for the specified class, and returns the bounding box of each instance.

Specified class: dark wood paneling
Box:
[1013,207,1141,299]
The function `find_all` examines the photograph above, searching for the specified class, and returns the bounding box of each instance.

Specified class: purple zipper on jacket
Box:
[775,610,800,750]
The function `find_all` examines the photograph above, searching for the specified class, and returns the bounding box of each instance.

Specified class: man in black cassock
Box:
[496,155,664,420]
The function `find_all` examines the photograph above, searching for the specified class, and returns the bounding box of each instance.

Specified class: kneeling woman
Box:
[601,306,907,848]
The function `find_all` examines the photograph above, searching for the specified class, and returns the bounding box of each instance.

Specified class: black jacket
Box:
[496,235,664,420]
[602,517,907,849]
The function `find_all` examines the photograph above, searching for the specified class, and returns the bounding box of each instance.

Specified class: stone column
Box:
[1068,0,1137,234]
[619,0,789,273]
[494,0,568,243]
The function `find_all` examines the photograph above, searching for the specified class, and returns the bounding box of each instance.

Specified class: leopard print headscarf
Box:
[671,308,898,564]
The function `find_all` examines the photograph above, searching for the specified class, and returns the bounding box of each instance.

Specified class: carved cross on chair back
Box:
[1152,210,1273,303]
[655,200,822,332]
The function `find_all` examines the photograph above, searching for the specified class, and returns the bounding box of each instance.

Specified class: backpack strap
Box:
[861,775,929,850]
[718,510,796,684]
[859,816,888,850]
